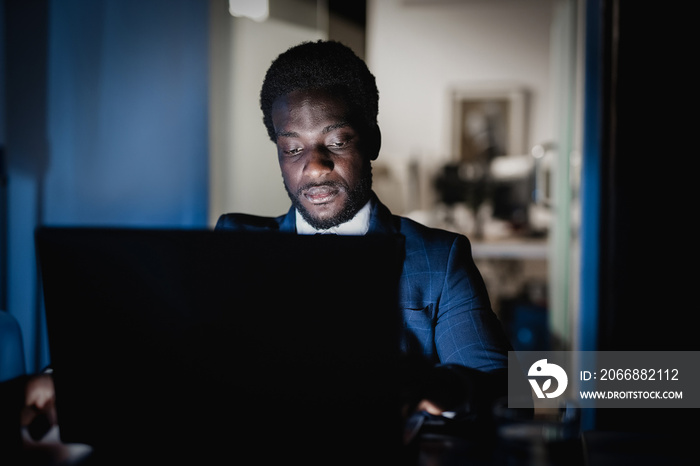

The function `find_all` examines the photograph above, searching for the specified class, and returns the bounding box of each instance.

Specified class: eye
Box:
[327,136,354,150]
[283,147,303,156]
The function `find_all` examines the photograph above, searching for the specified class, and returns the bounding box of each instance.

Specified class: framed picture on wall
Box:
[450,86,528,163]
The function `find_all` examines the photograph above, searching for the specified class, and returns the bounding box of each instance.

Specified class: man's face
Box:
[271,89,373,230]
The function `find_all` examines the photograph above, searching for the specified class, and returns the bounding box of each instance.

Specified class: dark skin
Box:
[272,89,376,230]
[22,374,56,430]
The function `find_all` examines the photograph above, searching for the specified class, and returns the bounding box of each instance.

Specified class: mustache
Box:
[296,180,347,196]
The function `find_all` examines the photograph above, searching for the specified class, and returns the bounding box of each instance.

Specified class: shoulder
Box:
[371,195,470,255]
[396,215,469,251]
[372,195,465,247]
[390,215,479,281]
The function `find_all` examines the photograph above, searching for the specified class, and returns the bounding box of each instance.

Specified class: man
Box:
[216,40,514,419]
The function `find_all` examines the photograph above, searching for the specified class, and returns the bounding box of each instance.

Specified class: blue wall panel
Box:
[3,0,209,372]
[45,0,209,227]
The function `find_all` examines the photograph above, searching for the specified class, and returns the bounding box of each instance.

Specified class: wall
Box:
[366,0,555,213]
[2,0,209,372]
[209,0,556,218]
[209,0,325,224]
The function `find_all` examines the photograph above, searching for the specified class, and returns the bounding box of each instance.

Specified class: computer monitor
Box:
[36,227,405,464]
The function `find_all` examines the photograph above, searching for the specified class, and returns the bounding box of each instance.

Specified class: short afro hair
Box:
[260,40,379,142]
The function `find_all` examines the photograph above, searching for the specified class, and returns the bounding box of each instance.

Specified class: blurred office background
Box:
[1,0,693,432]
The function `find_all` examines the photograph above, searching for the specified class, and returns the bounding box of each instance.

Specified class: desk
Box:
[416,434,585,466]
[414,430,695,466]
[14,427,696,465]
[581,431,695,466]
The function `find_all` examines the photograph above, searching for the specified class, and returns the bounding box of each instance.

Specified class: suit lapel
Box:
[277,207,297,233]
[367,193,400,235]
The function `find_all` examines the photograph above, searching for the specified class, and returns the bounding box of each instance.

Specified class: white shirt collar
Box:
[295,199,373,236]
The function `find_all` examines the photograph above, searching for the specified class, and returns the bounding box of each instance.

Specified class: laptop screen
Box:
[36,227,405,463]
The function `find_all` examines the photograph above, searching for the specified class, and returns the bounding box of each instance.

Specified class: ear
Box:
[368,125,381,161]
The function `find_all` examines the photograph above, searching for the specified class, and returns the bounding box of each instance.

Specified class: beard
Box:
[285,162,373,231]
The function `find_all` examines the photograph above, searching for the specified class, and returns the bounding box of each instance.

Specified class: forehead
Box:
[271,89,352,128]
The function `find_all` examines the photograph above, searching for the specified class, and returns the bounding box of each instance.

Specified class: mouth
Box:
[302,184,341,205]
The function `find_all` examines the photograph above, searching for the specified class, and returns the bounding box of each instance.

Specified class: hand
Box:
[21,373,57,440]
[415,399,447,416]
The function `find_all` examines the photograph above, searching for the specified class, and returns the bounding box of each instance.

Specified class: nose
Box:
[303,146,333,178]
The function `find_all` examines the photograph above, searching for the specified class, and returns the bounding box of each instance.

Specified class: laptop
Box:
[35,227,405,464]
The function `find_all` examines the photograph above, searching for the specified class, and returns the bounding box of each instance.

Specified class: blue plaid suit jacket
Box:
[215,193,511,374]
